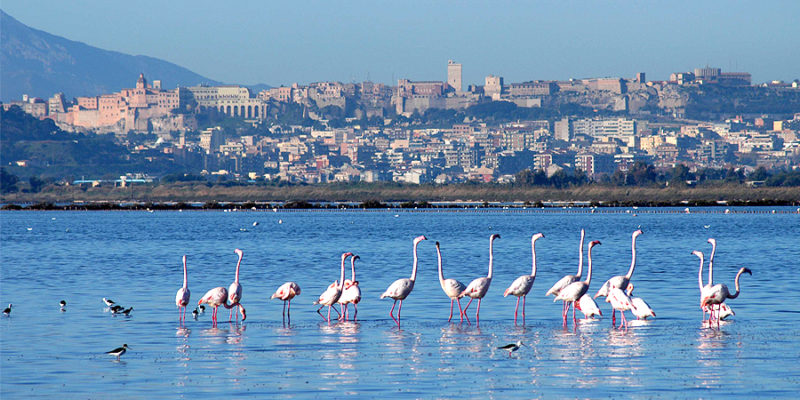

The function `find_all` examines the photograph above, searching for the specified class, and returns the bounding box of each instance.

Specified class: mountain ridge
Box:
[0,10,270,101]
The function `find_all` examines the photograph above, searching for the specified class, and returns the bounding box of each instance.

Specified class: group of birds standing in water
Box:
[170,229,752,331]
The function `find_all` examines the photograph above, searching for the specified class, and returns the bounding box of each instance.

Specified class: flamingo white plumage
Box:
[545,229,585,297]
[693,249,716,322]
[504,233,544,324]
[198,286,245,325]
[435,241,467,323]
[605,286,635,329]
[228,248,244,321]
[704,303,734,320]
[701,266,752,326]
[338,255,362,320]
[314,252,353,323]
[555,240,600,326]
[381,236,426,327]
[175,255,190,322]
[271,281,301,321]
[460,233,501,324]
[594,229,643,326]
[575,294,602,319]
[626,283,655,320]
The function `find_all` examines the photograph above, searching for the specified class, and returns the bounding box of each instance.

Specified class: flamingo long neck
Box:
[625,233,638,279]
[339,255,347,290]
[708,240,716,285]
[488,236,496,279]
[410,241,420,281]
[234,252,243,284]
[436,245,445,285]
[351,258,357,282]
[531,236,538,277]
[576,230,585,278]
[696,253,705,291]
[585,244,594,285]
[728,268,746,299]
[182,256,188,289]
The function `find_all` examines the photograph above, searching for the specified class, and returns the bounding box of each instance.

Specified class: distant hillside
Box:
[0,10,223,101]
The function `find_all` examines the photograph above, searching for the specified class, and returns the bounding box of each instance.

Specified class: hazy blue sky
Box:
[4,1,799,86]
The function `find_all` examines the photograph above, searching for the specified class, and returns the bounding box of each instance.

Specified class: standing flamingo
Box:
[435,241,467,322]
[693,250,716,322]
[575,295,602,319]
[339,255,362,320]
[460,233,501,324]
[605,286,635,329]
[546,230,585,318]
[555,240,600,326]
[227,248,244,321]
[380,236,427,327]
[198,287,246,325]
[594,229,644,326]
[270,282,301,321]
[627,283,656,320]
[504,233,544,324]
[175,255,190,322]
[314,252,353,323]
[701,267,752,326]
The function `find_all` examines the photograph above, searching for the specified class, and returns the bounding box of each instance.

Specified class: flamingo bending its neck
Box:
[701,266,752,326]
[175,255,191,322]
[314,252,353,322]
[228,249,244,321]
[460,234,501,324]
[271,282,301,322]
[381,236,426,327]
[339,255,362,320]
[606,286,635,329]
[555,240,600,326]
[575,294,602,319]
[435,241,466,322]
[627,283,656,320]
[198,286,246,325]
[504,233,544,324]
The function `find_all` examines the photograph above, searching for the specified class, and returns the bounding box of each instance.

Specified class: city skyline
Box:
[2,1,799,87]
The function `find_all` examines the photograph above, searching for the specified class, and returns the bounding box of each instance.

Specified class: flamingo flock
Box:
[168,232,751,331]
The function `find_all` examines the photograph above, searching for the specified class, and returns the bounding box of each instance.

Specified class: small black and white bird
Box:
[110,305,124,314]
[105,344,129,359]
[121,307,133,316]
[191,308,199,319]
[60,300,67,311]
[498,340,524,357]
[198,305,206,313]
[103,298,115,307]
[3,304,11,316]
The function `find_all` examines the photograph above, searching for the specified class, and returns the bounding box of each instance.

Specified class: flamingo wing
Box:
[505,275,534,297]
[441,278,466,298]
[176,287,190,307]
[546,274,577,296]
[381,278,414,300]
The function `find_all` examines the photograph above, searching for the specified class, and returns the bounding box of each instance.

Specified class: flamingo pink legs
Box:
[389,300,403,327]
[448,298,465,323]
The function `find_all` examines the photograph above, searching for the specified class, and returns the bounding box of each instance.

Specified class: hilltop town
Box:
[2,61,800,188]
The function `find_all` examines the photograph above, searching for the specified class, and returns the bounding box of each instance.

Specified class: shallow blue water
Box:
[1,208,798,398]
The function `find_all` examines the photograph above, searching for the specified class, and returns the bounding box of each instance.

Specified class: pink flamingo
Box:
[701,267,752,326]
[460,233,501,324]
[555,240,600,326]
[504,233,544,324]
[314,252,353,323]
[594,229,643,326]
[175,255,190,322]
[380,236,426,327]
[270,281,301,321]
[693,249,716,322]
[546,229,585,318]
[627,283,656,320]
[435,241,466,322]
[575,294,602,319]
[605,286,635,329]
[198,287,246,325]
[338,255,362,320]
[228,249,244,321]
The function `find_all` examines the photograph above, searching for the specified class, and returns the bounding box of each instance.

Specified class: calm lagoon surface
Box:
[1,208,799,398]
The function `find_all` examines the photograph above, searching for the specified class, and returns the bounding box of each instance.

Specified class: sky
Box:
[3,1,799,87]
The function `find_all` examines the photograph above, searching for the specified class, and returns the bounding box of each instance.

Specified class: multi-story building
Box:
[447,60,462,92]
